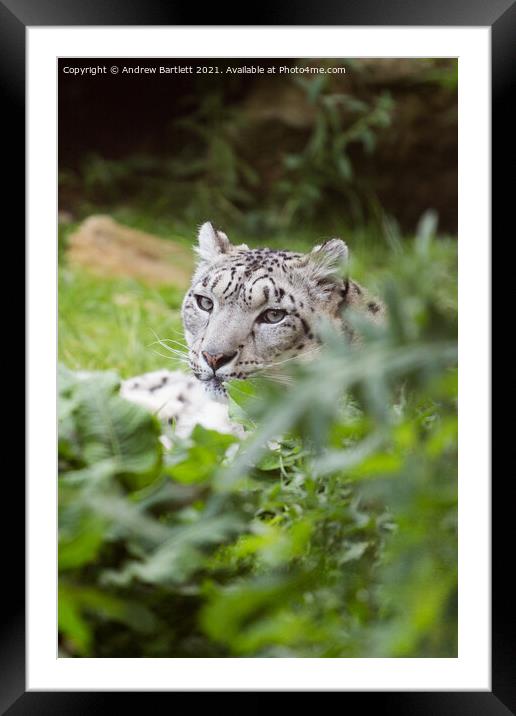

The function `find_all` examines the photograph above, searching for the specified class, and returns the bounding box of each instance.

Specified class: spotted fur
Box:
[120,369,240,438]
[182,222,385,397]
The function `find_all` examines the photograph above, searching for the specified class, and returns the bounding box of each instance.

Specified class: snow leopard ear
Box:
[308,238,348,282]
[196,221,232,263]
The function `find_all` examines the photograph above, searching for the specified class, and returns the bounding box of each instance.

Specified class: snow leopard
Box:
[122,221,384,434]
[181,221,384,399]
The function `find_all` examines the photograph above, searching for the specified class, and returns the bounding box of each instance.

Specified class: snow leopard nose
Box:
[202,351,237,372]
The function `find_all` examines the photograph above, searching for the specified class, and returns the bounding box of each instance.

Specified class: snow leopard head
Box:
[180,222,362,397]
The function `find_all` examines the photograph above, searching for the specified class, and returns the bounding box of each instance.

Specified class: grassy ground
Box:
[58,211,458,658]
[59,268,187,377]
[58,211,457,378]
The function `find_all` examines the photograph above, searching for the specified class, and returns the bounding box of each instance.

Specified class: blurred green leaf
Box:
[58,231,457,659]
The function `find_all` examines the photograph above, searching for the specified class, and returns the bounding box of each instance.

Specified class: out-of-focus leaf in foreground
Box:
[58,235,457,658]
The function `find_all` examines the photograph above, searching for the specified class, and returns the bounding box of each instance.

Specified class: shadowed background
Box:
[59,57,457,237]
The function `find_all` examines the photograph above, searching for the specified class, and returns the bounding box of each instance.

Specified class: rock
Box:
[67,215,193,287]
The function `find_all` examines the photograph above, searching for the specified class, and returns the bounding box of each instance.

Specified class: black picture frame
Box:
[4,0,509,711]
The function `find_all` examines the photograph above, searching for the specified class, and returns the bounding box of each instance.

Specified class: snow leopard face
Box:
[181,222,352,397]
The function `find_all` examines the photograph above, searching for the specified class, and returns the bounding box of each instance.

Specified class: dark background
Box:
[58,57,458,237]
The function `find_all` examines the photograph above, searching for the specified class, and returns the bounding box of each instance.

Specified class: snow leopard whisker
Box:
[149,329,189,351]
[252,371,294,386]
[267,346,323,368]
[149,348,190,365]
[147,340,188,354]
[149,345,190,362]
[264,376,294,386]
[165,326,188,340]
[156,337,189,350]
[147,337,189,359]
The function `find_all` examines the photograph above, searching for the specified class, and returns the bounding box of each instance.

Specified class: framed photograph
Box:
[4,0,508,710]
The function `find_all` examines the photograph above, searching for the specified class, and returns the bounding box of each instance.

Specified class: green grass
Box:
[59,217,457,379]
[58,268,186,378]
[58,213,458,659]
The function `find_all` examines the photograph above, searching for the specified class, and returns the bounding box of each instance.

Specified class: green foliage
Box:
[273,79,394,228]
[59,366,162,485]
[58,232,457,658]
[59,63,397,236]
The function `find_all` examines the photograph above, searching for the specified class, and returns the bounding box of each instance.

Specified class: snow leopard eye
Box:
[259,308,286,324]
[195,294,213,312]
